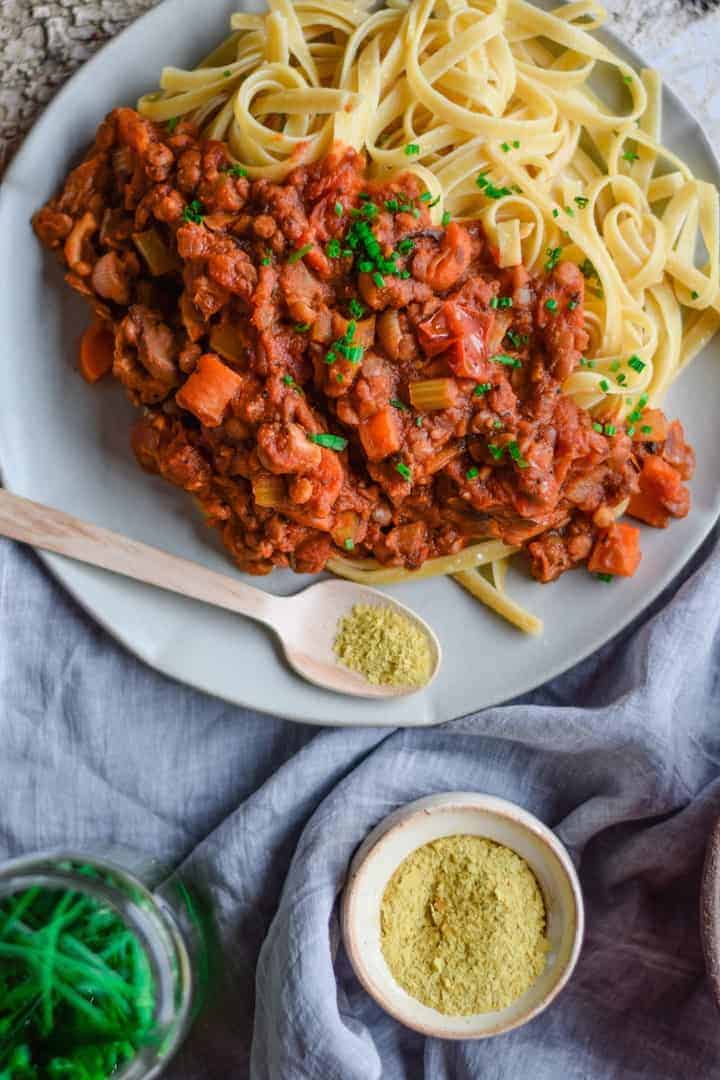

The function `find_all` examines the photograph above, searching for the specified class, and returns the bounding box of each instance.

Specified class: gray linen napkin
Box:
[2,529,720,1079]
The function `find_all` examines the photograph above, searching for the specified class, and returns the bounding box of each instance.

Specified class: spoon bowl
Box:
[0,489,441,699]
[270,578,441,698]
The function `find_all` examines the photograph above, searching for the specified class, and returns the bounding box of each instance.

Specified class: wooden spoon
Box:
[0,489,440,699]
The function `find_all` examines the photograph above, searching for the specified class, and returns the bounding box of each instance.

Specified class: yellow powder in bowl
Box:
[380,834,549,1015]
[333,603,432,688]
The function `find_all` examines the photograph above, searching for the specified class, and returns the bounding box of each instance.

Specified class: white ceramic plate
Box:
[1,0,718,727]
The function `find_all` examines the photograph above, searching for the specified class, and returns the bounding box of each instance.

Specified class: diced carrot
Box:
[79,321,114,383]
[588,522,642,577]
[628,454,690,525]
[358,406,402,462]
[627,490,669,528]
[631,408,668,442]
[175,352,243,427]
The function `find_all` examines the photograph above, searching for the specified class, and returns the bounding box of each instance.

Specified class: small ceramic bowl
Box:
[341,792,584,1039]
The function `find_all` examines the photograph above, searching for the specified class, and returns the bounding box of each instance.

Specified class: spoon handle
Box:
[0,489,284,628]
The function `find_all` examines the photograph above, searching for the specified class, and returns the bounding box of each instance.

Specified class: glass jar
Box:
[0,849,203,1080]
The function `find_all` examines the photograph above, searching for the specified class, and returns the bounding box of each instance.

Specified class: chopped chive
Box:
[617,373,626,384]
[491,353,522,368]
[604,423,616,436]
[334,202,343,217]
[512,140,520,148]
[326,239,341,258]
[564,206,574,216]
[261,256,271,266]
[415,416,423,427]
[623,74,633,84]
[507,441,528,467]
[336,373,344,383]
[349,298,365,318]
[307,432,348,451]
[397,238,414,254]
[372,271,385,288]
[344,346,364,363]
[545,246,562,271]
[626,424,635,436]
[505,330,528,349]
[419,191,433,203]
[592,422,603,433]
[166,116,179,134]
[545,298,558,312]
[691,290,699,300]
[223,164,248,178]
[597,573,614,582]
[622,150,639,162]
[501,141,511,152]
[405,143,420,156]
[610,361,621,372]
[324,350,337,365]
[223,69,231,77]
[552,208,559,218]
[628,355,646,372]
[568,299,578,311]
[641,424,653,434]
[293,322,310,333]
[574,195,589,208]
[282,375,295,386]
[488,443,504,461]
[474,382,492,396]
[441,211,451,226]
[183,199,205,224]
[288,243,313,263]
[599,379,609,392]
[390,398,409,411]
[466,466,480,480]
[428,195,441,208]
[395,461,412,480]
[385,198,399,212]
[344,538,354,550]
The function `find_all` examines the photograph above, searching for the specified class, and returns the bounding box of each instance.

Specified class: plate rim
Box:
[1,0,719,726]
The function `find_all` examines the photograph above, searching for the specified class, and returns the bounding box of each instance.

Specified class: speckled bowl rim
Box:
[700,816,720,1009]
[341,792,585,1039]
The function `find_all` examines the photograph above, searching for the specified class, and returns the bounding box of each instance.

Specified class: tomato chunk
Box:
[588,522,642,577]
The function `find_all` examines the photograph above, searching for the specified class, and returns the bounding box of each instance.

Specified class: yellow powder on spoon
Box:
[381,834,549,1014]
[333,603,432,688]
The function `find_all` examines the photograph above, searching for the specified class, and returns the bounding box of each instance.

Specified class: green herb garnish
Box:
[307,433,348,451]
[183,199,205,224]
[288,244,314,263]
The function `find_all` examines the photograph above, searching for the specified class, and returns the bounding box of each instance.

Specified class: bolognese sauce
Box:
[33,108,694,582]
